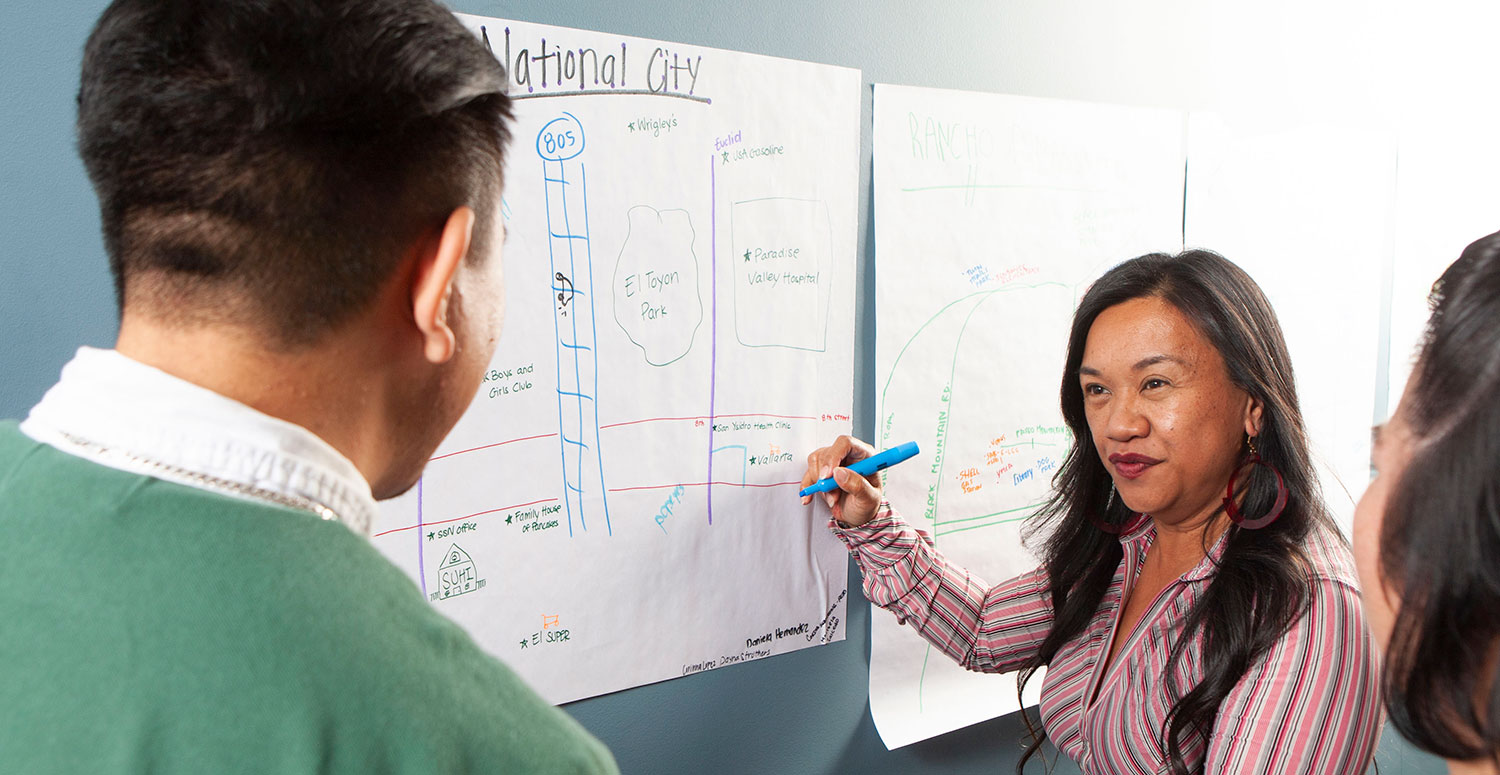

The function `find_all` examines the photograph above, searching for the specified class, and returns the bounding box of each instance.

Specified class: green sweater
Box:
[0,422,617,774]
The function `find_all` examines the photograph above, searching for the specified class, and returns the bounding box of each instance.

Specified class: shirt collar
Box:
[20,347,378,536]
[1118,512,1232,583]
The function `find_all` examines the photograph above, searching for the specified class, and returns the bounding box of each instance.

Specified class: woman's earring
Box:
[1223,434,1289,529]
[1092,481,1122,534]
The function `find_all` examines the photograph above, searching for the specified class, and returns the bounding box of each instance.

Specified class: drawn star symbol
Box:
[722,151,729,163]
[743,249,751,262]
[426,532,435,540]
[519,639,528,649]
[628,122,635,131]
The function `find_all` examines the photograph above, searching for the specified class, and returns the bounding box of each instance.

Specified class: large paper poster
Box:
[871,84,1186,748]
[369,14,860,704]
[1387,122,1500,417]
[1184,115,1396,529]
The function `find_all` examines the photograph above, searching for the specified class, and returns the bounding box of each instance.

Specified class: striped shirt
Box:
[833,502,1381,774]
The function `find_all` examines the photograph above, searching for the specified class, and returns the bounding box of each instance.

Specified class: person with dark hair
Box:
[805,250,1381,774]
[0,0,616,772]
[1354,230,1500,774]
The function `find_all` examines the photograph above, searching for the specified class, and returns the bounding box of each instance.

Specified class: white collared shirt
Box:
[21,347,378,536]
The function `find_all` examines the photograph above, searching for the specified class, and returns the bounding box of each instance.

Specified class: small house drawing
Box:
[436,544,483,601]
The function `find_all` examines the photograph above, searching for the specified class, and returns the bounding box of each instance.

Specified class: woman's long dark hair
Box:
[1015,250,1338,774]
[1379,231,1500,762]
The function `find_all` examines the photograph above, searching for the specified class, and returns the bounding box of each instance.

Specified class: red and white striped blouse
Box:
[833,502,1382,774]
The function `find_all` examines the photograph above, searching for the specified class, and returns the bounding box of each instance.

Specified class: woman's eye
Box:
[1083,383,1107,396]
[1143,378,1168,390]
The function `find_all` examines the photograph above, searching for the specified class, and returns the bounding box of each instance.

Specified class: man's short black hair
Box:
[78,0,513,345]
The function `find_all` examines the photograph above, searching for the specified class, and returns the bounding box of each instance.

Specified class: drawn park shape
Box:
[730,197,834,351]
[612,205,704,366]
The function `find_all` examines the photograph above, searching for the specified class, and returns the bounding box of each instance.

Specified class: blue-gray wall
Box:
[0,1,1445,772]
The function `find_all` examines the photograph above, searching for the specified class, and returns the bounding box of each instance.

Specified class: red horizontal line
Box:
[372,497,560,538]
[600,412,818,430]
[600,415,704,430]
[714,412,820,422]
[607,480,800,493]
[427,412,830,462]
[429,433,558,462]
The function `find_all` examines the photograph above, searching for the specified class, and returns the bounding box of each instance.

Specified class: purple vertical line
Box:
[416,476,428,598]
[707,154,718,525]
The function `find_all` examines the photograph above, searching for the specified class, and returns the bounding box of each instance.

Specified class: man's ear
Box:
[411,207,476,364]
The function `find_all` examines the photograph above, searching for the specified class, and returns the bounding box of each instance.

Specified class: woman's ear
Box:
[411,207,476,364]
[1243,392,1266,438]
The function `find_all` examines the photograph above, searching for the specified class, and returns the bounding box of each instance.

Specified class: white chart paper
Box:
[871,84,1186,748]
[1185,115,1396,530]
[369,15,860,704]
[1387,123,1500,415]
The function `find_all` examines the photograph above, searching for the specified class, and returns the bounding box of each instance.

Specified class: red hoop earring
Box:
[1223,437,1288,529]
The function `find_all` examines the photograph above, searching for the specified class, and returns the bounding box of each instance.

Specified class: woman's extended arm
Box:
[804,436,1054,672]
[832,500,1053,673]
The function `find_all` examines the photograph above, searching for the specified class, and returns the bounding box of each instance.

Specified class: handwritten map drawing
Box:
[367,15,860,705]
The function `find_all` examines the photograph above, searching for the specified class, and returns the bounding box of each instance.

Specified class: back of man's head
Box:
[78,0,513,346]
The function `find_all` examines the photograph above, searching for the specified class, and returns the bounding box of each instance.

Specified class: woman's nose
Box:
[1104,393,1149,442]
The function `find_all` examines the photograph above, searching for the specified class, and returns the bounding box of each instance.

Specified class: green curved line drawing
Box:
[918,643,932,714]
[939,515,1032,537]
[936,503,1036,527]
[876,281,1070,447]
[898,282,1069,713]
[928,295,995,536]
[915,286,1053,711]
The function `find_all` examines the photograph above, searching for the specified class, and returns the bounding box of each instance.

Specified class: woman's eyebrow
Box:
[1079,354,1188,377]
[1132,354,1186,371]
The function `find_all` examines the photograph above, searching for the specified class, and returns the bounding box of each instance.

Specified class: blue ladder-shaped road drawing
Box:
[537,112,611,537]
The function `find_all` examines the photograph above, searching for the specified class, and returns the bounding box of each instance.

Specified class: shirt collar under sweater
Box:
[20,346,377,536]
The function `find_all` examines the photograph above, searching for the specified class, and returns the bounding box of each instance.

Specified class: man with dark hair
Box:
[0,1,616,771]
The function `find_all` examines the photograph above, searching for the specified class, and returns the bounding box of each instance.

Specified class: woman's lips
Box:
[1108,453,1162,480]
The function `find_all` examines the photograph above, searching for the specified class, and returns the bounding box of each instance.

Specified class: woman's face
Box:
[1079,296,1263,528]
[1352,395,1416,654]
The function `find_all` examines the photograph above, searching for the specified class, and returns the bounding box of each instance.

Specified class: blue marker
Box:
[799,441,920,497]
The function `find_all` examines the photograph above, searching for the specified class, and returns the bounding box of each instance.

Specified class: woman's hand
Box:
[801,435,885,527]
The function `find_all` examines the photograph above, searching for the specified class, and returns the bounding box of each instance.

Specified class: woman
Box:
[1354,231,1500,773]
[805,250,1381,774]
